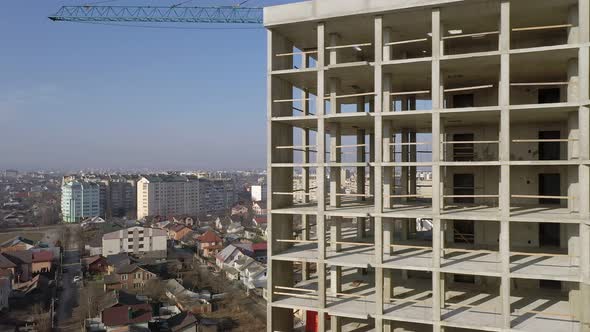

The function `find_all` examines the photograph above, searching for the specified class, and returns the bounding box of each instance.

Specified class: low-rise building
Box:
[82,255,109,275]
[102,226,167,257]
[31,250,52,274]
[168,224,191,242]
[104,264,156,291]
[196,231,223,258]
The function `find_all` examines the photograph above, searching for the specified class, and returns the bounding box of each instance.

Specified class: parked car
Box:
[73,276,82,283]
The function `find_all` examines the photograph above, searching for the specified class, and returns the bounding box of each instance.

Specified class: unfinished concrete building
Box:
[265,0,590,331]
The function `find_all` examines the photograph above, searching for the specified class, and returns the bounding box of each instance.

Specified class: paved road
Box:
[55,226,81,332]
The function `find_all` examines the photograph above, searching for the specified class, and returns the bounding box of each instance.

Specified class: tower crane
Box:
[48,4,263,25]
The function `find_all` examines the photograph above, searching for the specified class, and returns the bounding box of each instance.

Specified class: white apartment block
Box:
[102,226,167,256]
[136,175,236,219]
[265,0,590,331]
[61,180,100,223]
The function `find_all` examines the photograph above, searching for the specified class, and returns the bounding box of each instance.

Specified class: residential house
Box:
[104,264,156,291]
[196,231,223,259]
[0,255,16,281]
[82,255,109,274]
[31,251,52,274]
[213,217,231,232]
[101,303,153,331]
[252,201,267,216]
[149,312,198,332]
[230,204,248,217]
[224,255,256,281]
[215,245,243,270]
[102,226,167,257]
[251,242,267,263]
[105,253,131,274]
[226,222,244,235]
[242,262,267,291]
[168,224,192,242]
[163,279,212,314]
[0,237,34,253]
[2,251,32,283]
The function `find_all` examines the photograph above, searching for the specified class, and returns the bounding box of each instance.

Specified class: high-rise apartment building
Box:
[61,180,100,223]
[265,1,590,331]
[104,175,138,219]
[136,175,236,219]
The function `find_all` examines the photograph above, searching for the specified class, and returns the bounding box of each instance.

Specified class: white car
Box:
[73,276,82,283]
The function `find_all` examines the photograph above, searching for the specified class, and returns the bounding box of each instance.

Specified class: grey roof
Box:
[106,253,131,268]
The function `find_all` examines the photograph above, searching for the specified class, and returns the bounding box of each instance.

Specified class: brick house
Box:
[196,231,223,258]
[168,224,192,242]
[82,255,109,274]
[104,264,156,291]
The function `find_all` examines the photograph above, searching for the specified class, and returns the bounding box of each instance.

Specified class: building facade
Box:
[136,175,236,219]
[61,180,100,223]
[265,0,590,331]
[102,226,167,256]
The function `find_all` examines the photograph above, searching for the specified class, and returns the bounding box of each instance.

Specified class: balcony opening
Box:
[538,131,561,160]
[538,173,560,205]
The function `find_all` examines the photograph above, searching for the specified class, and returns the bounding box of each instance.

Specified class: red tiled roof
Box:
[197,230,222,243]
[102,303,153,326]
[252,242,267,251]
[32,250,53,262]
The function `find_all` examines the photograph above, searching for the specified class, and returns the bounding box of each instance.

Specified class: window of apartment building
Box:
[128,245,133,250]
[453,93,474,108]
[539,131,560,160]
[121,274,128,280]
[453,174,475,204]
[538,88,560,104]
[452,133,475,161]
[538,173,560,205]
[139,244,144,249]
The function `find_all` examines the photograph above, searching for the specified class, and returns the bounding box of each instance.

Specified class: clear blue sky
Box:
[0,0,294,171]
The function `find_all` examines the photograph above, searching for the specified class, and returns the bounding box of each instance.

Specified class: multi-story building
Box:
[102,226,167,257]
[136,175,236,219]
[61,180,100,223]
[265,1,590,331]
[105,175,137,218]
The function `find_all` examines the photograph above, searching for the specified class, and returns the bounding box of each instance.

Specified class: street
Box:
[55,229,81,331]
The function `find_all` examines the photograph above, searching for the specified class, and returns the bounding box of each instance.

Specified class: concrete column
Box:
[329,33,340,66]
[383,27,392,62]
[316,22,327,332]
[370,132,376,198]
[357,95,367,202]
[401,126,409,203]
[330,217,342,252]
[409,131,417,199]
[374,16,385,329]
[331,315,342,332]
[357,217,366,240]
[569,4,580,44]
[431,8,443,329]
[383,120,393,209]
[499,1,512,329]
[330,122,342,208]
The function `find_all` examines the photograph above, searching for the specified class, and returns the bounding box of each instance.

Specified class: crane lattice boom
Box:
[48,5,263,24]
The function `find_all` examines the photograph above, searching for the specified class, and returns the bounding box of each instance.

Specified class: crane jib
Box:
[48,5,263,24]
